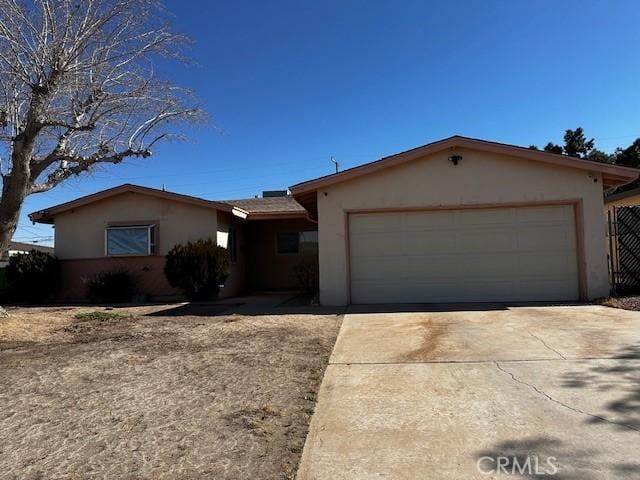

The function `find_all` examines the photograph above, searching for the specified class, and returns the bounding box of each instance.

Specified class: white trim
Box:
[105,224,155,257]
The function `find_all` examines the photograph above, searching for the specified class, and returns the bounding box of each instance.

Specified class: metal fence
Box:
[607,206,640,295]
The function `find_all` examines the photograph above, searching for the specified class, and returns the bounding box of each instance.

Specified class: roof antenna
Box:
[331,155,339,174]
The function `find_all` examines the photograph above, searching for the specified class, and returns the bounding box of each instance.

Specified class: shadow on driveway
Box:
[476,341,640,478]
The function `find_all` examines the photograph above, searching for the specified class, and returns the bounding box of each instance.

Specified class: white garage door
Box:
[349,206,579,304]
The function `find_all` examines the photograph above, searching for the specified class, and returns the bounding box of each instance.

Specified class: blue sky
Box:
[16,0,640,246]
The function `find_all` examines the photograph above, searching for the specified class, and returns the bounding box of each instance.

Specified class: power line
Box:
[12,238,54,242]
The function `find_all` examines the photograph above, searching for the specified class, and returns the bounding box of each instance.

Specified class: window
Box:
[105,225,155,256]
[277,231,318,255]
[228,227,238,262]
[299,231,319,254]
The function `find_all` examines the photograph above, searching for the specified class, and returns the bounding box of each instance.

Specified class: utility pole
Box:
[331,156,339,173]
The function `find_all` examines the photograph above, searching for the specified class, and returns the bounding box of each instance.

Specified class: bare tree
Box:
[0,0,204,253]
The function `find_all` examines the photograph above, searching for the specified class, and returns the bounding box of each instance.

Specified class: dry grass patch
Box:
[73,310,123,322]
[0,303,342,479]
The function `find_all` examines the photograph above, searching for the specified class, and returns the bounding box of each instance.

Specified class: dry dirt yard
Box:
[0,301,342,480]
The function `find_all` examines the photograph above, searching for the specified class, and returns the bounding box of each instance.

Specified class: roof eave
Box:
[289,136,640,194]
[28,211,53,224]
[244,211,308,220]
[28,184,237,224]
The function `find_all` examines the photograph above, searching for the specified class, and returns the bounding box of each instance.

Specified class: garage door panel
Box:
[515,252,578,275]
[404,210,457,229]
[350,232,403,257]
[404,231,455,252]
[455,228,518,253]
[457,253,518,276]
[351,256,408,281]
[456,208,514,225]
[404,254,460,278]
[349,206,579,303]
[515,226,576,251]
[516,205,574,224]
[349,213,403,233]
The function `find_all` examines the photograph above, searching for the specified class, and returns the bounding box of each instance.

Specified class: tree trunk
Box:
[0,146,31,256]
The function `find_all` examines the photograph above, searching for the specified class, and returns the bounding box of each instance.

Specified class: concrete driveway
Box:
[297,305,640,480]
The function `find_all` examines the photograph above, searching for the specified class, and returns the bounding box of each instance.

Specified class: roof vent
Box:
[262,190,288,198]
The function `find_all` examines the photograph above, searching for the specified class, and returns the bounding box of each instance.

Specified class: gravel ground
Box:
[0,303,342,480]
[600,296,640,311]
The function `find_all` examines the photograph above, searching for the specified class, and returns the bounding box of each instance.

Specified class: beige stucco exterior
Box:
[49,190,316,300]
[605,192,640,211]
[52,191,250,300]
[216,211,246,297]
[54,191,220,259]
[316,147,609,305]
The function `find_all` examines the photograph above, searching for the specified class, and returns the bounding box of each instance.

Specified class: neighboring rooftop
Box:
[9,241,54,253]
[225,195,307,219]
[1,242,54,262]
[605,185,640,204]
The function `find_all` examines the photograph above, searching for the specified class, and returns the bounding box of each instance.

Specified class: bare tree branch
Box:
[0,0,206,253]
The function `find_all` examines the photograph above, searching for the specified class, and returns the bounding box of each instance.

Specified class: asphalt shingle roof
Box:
[226,195,306,214]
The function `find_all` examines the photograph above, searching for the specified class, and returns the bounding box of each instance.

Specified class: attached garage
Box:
[290,136,639,306]
[348,205,579,304]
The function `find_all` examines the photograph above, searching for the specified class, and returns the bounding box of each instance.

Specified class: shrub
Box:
[87,271,133,303]
[164,239,230,301]
[293,260,319,294]
[6,250,60,303]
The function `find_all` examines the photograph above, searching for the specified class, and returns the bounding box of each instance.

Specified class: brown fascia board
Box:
[29,183,248,224]
[289,135,640,195]
[244,211,309,220]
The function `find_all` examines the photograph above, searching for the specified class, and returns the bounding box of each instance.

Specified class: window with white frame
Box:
[105,225,156,256]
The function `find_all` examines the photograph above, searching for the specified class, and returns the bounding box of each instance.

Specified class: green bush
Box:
[164,239,230,301]
[87,271,133,303]
[6,250,60,303]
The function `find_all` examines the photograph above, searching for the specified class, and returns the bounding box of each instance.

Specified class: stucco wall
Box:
[605,194,640,211]
[54,191,219,259]
[216,211,246,297]
[317,148,609,305]
[58,257,180,302]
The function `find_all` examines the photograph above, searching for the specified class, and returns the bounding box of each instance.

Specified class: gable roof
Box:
[289,135,640,215]
[29,184,248,224]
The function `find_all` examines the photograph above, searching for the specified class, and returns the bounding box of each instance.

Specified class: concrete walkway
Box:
[297,305,640,479]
